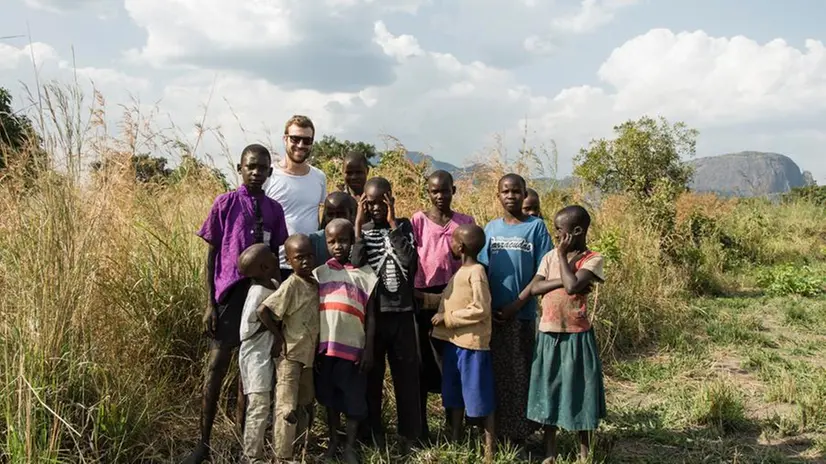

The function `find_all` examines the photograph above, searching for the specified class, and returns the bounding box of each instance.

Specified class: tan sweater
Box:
[422,263,492,351]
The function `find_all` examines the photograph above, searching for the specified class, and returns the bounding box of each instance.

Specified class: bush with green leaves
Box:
[574,115,697,237]
[756,264,825,297]
[783,185,826,206]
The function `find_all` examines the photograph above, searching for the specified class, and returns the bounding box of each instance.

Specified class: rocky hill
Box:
[688,151,814,197]
[405,151,465,174]
[405,150,813,197]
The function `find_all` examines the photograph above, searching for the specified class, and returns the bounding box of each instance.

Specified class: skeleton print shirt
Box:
[352,218,418,313]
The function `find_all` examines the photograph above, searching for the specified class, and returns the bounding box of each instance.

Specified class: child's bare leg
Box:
[236,376,246,433]
[343,417,361,464]
[542,426,558,463]
[325,407,340,460]
[578,430,592,462]
[448,408,464,442]
[183,345,232,464]
[483,413,496,464]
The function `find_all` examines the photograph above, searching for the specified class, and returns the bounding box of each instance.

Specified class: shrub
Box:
[783,185,826,206]
[756,265,825,297]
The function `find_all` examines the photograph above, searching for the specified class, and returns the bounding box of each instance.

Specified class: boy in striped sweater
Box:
[352,177,422,451]
[314,219,379,464]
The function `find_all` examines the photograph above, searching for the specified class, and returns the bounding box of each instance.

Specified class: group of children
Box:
[192,144,606,464]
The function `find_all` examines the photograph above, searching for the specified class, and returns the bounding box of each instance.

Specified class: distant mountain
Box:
[405,151,462,173]
[402,150,813,198]
[688,151,814,197]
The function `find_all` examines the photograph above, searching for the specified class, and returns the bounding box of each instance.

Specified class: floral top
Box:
[536,250,605,333]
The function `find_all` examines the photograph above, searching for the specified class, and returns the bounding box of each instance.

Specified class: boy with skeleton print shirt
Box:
[352,177,422,451]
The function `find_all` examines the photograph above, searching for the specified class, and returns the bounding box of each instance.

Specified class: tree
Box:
[0,86,43,172]
[309,135,380,186]
[91,153,229,190]
[574,116,696,201]
[169,154,230,191]
[783,185,826,206]
[311,135,379,166]
[575,116,698,238]
[91,154,170,183]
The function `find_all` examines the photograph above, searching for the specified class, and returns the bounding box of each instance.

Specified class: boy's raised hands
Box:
[384,192,397,229]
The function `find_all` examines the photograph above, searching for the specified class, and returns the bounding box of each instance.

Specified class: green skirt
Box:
[527,329,606,431]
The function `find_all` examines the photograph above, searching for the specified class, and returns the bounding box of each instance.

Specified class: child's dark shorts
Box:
[315,353,368,420]
[212,278,251,349]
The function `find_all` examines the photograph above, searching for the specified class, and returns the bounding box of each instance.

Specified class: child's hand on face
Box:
[384,193,397,228]
[431,312,444,326]
[557,232,574,254]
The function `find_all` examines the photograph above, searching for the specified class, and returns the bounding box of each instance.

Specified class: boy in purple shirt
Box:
[184,144,289,464]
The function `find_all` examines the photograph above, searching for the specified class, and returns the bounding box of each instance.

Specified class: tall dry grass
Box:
[1,84,228,462]
[1,82,825,462]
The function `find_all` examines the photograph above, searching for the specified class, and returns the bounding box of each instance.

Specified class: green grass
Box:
[3,83,826,463]
[270,292,826,463]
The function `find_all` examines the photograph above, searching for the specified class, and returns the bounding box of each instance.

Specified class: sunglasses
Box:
[286,135,314,145]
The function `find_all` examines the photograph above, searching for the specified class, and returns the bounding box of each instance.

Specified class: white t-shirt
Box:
[239,282,278,395]
[264,164,327,268]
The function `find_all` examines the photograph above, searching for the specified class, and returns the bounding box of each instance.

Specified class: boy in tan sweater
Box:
[420,223,495,463]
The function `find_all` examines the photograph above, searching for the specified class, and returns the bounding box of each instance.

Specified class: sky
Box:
[2,0,825,183]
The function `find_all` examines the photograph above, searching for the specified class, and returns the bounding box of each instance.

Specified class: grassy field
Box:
[2,86,826,463]
[201,289,826,463]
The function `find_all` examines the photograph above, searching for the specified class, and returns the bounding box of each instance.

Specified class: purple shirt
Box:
[411,211,476,289]
[197,185,289,304]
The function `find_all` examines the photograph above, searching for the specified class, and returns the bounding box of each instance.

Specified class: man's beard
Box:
[287,147,310,164]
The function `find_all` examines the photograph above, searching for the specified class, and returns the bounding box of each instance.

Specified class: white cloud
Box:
[23,0,120,18]
[523,35,556,55]
[0,42,58,70]
[552,0,620,34]
[0,41,152,139]
[518,0,639,57]
[373,21,423,60]
[3,7,826,183]
[123,0,297,63]
[521,29,826,179]
[65,65,150,92]
[121,0,426,92]
[595,30,826,124]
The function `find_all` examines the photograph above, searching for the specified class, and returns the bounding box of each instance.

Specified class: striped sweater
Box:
[314,259,379,362]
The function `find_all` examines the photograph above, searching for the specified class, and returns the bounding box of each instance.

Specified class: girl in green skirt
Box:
[527,205,606,463]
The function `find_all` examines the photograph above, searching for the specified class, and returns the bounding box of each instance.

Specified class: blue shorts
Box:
[441,343,495,418]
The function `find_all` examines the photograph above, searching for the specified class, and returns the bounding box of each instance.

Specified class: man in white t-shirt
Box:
[264,115,327,278]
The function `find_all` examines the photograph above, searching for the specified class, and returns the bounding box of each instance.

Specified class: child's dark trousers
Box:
[366,310,423,441]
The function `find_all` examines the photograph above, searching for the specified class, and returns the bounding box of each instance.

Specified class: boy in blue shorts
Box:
[429,224,496,464]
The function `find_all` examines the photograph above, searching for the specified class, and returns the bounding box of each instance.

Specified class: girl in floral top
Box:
[526,205,605,464]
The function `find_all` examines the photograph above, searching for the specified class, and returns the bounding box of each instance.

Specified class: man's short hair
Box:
[284,115,315,135]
